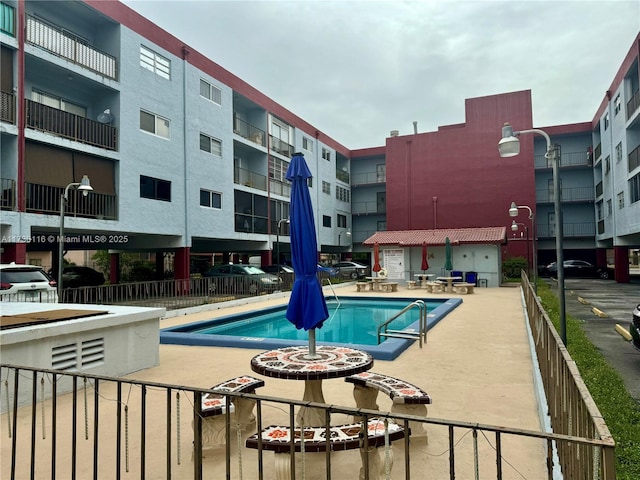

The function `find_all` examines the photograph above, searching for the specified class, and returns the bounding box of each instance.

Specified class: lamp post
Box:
[509,201,537,293]
[500,123,566,345]
[338,229,351,260]
[511,219,530,278]
[58,175,93,299]
[276,218,289,265]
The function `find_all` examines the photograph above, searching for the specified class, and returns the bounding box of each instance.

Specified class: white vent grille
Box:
[52,338,105,370]
[52,343,77,370]
[81,338,105,368]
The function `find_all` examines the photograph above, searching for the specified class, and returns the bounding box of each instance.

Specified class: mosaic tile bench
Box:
[245,417,406,480]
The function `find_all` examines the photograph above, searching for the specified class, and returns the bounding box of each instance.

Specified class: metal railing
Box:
[536,222,595,238]
[25,100,118,150]
[1,177,15,210]
[335,169,350,184]
[627,89,640,120]
[25,14,118,80]
[377,300,427,347]
[351,200,385,215]
[536,186,594,203]
[233,116,266,147]
[269,177,291,197]
[233,166,267,191]
[351,171,386,186]
[520,270,616,479]
[269,136,294,158]
[534,150,593,169]
[629,144,640,172]
[24,182,117,219]
[1,90,15,124]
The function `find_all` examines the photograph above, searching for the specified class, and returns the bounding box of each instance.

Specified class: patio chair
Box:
[451,270,463,280]
[464,271,478,286]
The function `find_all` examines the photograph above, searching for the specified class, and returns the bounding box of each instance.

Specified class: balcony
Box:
[233,116,266,147]
[351,171,386,186]
[25,15,118,80]
[234,166,267,191]
[25,182,117,220]
[352,200,385,215]
[25,99,117,150]
[0,90,15,124]
[536,186,593,203]
[269,178,291,197]
[534,150,593,169]
[269,135,294,158]
[627,89,640,120]
[629,144,640,172]
[1,178,15,210]
[336,168,350,183]
[536,222,595,238]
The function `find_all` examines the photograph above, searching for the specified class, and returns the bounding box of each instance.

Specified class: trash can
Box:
[631,303,640,350]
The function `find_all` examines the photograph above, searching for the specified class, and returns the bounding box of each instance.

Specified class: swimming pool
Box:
[161,296,462,360]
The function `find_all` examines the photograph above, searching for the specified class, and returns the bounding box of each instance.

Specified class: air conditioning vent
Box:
[52,343,77,370]
[81,338,105,368]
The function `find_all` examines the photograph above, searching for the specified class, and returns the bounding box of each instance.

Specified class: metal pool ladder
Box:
[377,300,427,348]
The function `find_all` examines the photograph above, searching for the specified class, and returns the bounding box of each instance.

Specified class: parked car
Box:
[631,303,640,351]
[262,264,295,275]
[542,260,612,279]
[0,263,58,302]
[203,264,282,294]
[333,261,370,279]
[61,266,105,288]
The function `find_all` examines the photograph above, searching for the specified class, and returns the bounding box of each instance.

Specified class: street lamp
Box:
[511,219,530,280]
[58,175,92,299]
[275,218,289,265]
[338,229,351,260]
[500,123,566,345]
[509,201,537,293]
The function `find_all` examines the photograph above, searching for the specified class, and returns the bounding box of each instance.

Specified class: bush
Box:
[502,256,527,279]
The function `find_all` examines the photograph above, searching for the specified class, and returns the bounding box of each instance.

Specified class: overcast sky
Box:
[121,0,640,149]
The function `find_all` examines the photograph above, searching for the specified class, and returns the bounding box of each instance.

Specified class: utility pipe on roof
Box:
[432,196,438,229]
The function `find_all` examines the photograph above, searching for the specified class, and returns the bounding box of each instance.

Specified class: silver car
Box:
[334,261,370,280]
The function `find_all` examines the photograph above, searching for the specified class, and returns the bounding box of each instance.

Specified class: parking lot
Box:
[546,276,640,403]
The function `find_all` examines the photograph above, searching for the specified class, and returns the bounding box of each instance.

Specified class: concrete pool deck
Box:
[2,283,548,479]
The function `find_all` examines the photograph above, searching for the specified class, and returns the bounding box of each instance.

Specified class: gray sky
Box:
[121,0,640,149]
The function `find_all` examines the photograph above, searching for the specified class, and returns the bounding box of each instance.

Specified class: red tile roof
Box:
[362,227,508,247]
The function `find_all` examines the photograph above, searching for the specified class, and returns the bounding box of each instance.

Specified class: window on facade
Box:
[605,156,610,174]
[0,3,15,36]
[140,45,170,79]
[322,181,330,195]
[337,214,347,228]
[200,189,222,208]
[271,118,290,144]
[614,94,621,115]
[615,142,622,163]
[336,185,350,202]
[199,79,222,105]
[270,199,290,234]
[607,199,612,216]
[140,110,170,139]
[596,201,603,220]
[140,175,171,201]
[302,136,313,152]
[234,190,268,234]
[377,221,387,231]
[322,148,331,161]
[307,177,313,188]
[603,112,609,130]
[268,156,289,182]
[617,191,624,209]
[200,133,222,156]
[31,90,86,117]
[322,215,331,227]
[630,173,640,204]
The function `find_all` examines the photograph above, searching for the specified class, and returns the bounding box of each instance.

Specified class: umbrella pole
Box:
[306,329,321,359]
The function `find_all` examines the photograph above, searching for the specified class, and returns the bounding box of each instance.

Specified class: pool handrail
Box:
[377,300,427,347]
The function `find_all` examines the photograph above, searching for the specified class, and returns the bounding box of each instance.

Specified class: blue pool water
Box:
[161,296,462,360]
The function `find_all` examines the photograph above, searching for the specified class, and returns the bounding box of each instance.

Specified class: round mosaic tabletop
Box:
[250,345,374,381]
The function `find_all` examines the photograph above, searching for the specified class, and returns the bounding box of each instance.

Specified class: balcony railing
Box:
[1,177,15,210]
[233,116,266,147]
[627,89,640,120]
[534,150,593,169]
[536,222,595,238]
[25,182,117,220]
[25,99,118,150]
[336,169,350,183]
[25,14,118,80]
[351,171,386,185]
[536,186,593,203]
[629,144,640,172]
[269,135,294,158]
[269,178,291,197]
[234,166,267,191]
[595,181,603,197]
[0,90,15,124]
[352,200,385,215]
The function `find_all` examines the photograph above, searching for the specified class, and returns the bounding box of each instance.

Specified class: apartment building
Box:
[1,1,638,283]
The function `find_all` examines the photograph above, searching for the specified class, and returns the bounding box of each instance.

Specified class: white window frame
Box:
[200,189,222,209]
[615,142,622,163]
[31,89,86,117]
[200,133,222,156]
[140,110,170,139]
[322,181,330,195]
[614,94,621,115]
[140,45,170,80]
[322,148,331,161]
[302,136,313,152]
[200,79,222,105]
[617,191,624,209]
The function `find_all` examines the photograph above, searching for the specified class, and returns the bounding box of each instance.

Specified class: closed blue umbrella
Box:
[285,153,329,358]
[444,237,453,271]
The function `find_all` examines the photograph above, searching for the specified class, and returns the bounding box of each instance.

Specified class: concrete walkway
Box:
[2,284,548,479]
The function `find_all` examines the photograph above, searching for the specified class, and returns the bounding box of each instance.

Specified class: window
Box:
[596,200,603,220]
[140,110,170,139]
[322,215,331,227]
[140,175,171,201]
[322,181,330,195]
[200,133,222,156]
[200,189,221,208]
[199,79,222,105]
[337,214,347,228]
[607,199,612,216]
[603,112,609,130]
[614,94,621,115]
[234,190,268,234]
[1,2,15,36]
[617,191,624,209]
[605,156,610,174]
[336,185,350,202]
[630,173,640,204]
[322,148,331,161]
[140,45,170,79]
[307,177,313,188]
[615,142,622,163]
[31,90,86,117]
[269,156,289,182]
[377,221,387,231]
[302,136,313,152]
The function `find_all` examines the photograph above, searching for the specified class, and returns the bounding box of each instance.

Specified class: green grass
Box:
[537,282,640,480]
